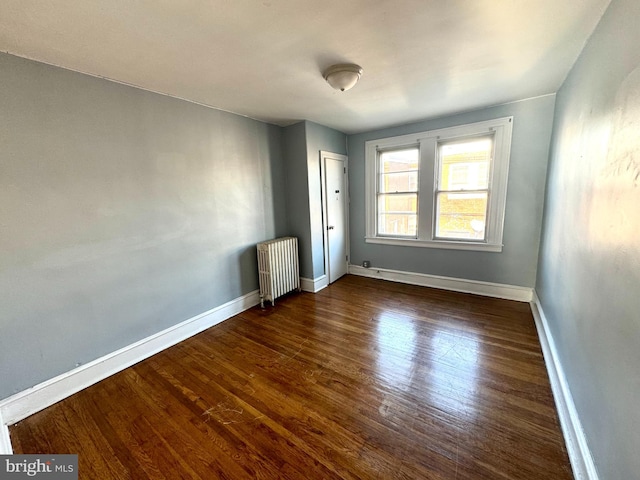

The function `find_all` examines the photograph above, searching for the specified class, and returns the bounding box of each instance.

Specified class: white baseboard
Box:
[301,275,328,293]
[530,292,599,480]
[0,412,12,454]
[349,265,533,302]
[0,290,260,428]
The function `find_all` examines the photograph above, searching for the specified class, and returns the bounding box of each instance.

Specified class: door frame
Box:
[320,151,350,284]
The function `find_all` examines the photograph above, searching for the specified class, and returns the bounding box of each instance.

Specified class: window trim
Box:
[365,117,513,252]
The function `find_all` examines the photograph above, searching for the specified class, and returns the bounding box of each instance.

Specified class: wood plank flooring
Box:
[10,275,573,479]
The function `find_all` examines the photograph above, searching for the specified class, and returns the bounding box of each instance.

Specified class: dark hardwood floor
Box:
[10,275,573,479]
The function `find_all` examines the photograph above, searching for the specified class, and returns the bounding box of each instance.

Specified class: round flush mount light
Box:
[323,63,363,91]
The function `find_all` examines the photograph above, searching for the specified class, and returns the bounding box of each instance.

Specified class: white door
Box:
[322,152,349,284]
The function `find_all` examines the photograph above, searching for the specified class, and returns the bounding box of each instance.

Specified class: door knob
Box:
[327,226,335,230]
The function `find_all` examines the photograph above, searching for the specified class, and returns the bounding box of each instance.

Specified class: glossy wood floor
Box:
[11,275,573,479]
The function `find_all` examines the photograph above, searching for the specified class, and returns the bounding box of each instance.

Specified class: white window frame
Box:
[365,117,513,252]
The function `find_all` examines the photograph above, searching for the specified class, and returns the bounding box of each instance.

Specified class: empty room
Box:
[1,0,638,479]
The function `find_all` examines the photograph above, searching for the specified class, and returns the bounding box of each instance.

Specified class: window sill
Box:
[365,236,503,252]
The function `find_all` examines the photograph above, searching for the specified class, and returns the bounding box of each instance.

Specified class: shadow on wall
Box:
[238,244,260,294]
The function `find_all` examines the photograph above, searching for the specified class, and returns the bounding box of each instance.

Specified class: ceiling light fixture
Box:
[323,63,363,91]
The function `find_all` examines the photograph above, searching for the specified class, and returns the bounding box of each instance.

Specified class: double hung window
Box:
[377,148,419,237]
[365,117,513,252]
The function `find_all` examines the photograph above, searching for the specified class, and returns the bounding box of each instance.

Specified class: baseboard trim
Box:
[0,412,12,454]
[530,292,599,480]
[301,275,328,293]
[0,290,260,428]
[348,265,533,302]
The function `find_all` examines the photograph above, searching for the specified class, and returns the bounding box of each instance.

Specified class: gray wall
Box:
[282,122,312,277]
[536,0,640,477]
[283,121,346,280]
[0,53,287,400]
[304,121,347,278]
[347,96,556,287]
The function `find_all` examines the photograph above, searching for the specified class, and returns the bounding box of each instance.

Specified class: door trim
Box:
[320,151,349,284]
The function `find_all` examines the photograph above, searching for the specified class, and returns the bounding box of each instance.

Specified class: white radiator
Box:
[257,237,300,307]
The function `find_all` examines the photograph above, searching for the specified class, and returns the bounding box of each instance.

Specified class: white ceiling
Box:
[0,0,610,134]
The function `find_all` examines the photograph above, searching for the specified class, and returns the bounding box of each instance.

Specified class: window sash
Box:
[434,190,489,241]
[377,192,418,237]
[376,147,419,237]
[433,135,494,242]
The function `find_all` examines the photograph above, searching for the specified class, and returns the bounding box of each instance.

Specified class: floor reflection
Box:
[428,329,481,419]
[374,310,481,419]
[375,311,418,392]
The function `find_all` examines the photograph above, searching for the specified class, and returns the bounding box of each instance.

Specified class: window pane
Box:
[378,193,417,214]
[378,214,417,236]
[380,148,419,173]
[435,192,488,240]
[439,138,492,191]
[380,171,418,193]
[378,193,417,236]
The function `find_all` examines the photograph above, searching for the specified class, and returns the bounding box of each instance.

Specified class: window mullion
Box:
[418,138,436,241]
